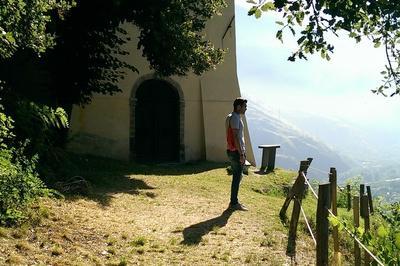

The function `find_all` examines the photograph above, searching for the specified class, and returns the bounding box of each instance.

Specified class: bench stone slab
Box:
[258,145,280,172]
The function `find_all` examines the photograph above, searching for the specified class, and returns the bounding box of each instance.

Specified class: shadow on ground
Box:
[65,153,227,176]
[65,175,156,207]
[52,153,227,206]
[181,208,234,245]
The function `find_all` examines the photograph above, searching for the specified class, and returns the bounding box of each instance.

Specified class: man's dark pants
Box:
[227,150,243,205]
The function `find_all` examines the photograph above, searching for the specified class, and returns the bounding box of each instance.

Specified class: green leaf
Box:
[320,49,326,59]
[289,26,296,36]
[248,6,257,16]
[326,54,331,61]
[374,42,381,48]
[297,36,306,45]
[255,9,262,19]
[395,233,400,249]
[246,0,257,3]
[377,226,388,238]
[276,30,283,42]
[328,216,340,227]
[295,11,305,25]
[261,2,275,11]
[337,222,344,232]
[356,227,364,236]
[5,32,15,44]
[276,21,284,26]
[349,32,357,38]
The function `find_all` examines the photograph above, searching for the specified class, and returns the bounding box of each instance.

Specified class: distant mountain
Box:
[246,100,353,179]
[245,99,400,202]
[280,111,400,165]
[273,108,400,185]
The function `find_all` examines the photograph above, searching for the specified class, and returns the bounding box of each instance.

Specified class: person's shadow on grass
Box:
[181,208,234,245]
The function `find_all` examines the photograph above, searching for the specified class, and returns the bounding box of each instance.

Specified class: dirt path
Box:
[0,166,315,265]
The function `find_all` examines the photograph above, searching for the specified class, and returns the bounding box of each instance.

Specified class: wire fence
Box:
[303,172,384,265]
[294,196,316,245]
[281,159,385,265]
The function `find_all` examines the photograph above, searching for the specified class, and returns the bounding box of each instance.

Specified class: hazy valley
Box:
[246,100,400,201]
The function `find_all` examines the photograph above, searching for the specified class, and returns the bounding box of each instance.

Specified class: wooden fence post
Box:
[329,168,340,265]
[360,184,365,218]
[304,158,313,194]
[305,157,313,175]
[287,173,305,255]
[280,160,310,220]
[347,184,351,211]
[360,184,365,197]
[362,195,371,265]
[353,196,361,266]
[286,160,310,255]
[367,186,374,214]
[316,183,330,266]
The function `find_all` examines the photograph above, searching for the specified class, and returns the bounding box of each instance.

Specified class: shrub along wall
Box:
[0,104,46,225]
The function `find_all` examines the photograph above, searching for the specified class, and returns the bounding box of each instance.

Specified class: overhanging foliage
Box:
[248,0,400,96]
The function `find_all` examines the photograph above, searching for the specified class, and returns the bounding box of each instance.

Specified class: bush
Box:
[11,101,70,182]
[0,104,46,225]
[337,176,361,208]
[368,201,400,264]
[12,101,69,153]
[0,106,14,146]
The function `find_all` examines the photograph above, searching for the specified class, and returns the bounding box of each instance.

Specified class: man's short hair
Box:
[233,97,247,109]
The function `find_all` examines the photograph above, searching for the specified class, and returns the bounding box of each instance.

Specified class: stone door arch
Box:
[130,76,184,162]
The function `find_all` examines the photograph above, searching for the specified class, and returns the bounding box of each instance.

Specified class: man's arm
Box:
[231,126,245,165]
[225,116,230,139]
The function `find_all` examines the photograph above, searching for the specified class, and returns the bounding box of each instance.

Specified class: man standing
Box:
[225,97,248,211]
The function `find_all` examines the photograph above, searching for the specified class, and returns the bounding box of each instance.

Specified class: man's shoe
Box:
[229,203,249,211]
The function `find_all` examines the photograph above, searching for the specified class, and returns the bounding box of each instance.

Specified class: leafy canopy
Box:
[0,0,228,168]
[0,0,227,106]
[0,0,74,59]
[248,0,400,96]
[47,0,227,105]
[131,0,226,76]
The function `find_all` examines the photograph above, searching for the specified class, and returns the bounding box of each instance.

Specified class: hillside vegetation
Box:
[0,157,315,265]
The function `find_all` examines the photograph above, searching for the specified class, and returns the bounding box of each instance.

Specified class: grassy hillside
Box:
[0,156,316,265]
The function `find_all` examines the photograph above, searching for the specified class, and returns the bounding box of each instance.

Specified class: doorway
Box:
[133,79,180,162]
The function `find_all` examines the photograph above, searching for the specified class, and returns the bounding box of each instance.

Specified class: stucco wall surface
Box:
[68,0,255,164]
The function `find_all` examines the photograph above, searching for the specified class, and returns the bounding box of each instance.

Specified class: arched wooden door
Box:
[134,79,180,162]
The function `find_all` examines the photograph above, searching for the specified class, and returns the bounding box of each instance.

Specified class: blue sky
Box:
[234,1,400,131]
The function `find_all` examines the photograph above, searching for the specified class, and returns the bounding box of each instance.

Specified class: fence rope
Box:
[326,208,385,266]
[301,172,385,266]
[306,169,347,195]
[302,172,318,199]
[294,196,316,246]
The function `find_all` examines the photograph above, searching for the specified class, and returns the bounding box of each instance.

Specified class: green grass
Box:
[130,236,147,247]
[0,155,317,265]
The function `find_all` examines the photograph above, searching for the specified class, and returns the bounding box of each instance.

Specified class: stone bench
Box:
[258,144,280,172]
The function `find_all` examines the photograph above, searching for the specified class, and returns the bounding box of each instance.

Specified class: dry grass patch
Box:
[15,241,33,252]
[51,244,64,256]
[0,227,8,238]
[10,227,27,239]
[0,159,316,265]
[5,253,24,265]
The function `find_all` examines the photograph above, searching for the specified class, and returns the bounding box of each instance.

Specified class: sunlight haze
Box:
[235,0,400,130]
[234,0,400,195]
